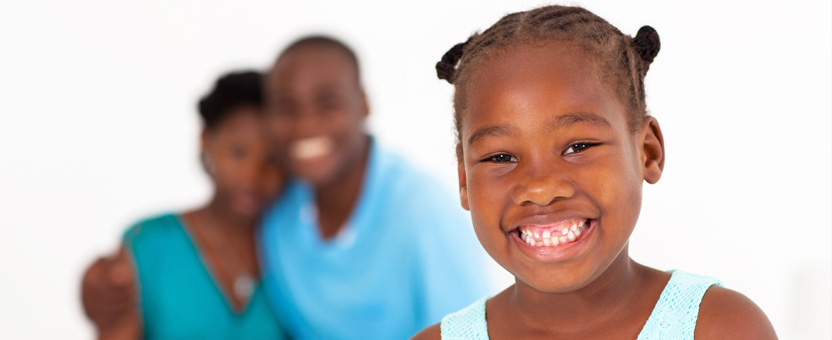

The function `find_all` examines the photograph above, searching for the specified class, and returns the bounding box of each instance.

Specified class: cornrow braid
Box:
[436,5,660,157]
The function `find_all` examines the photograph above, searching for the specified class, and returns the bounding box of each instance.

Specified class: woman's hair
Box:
[198,70,264,129]
[436,5,661,156]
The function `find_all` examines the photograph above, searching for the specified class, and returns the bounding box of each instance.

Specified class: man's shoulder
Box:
[374,148,456,202]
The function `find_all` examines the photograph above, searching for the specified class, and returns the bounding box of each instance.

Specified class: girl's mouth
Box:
[516,218,590,247]
[509,218,596,262]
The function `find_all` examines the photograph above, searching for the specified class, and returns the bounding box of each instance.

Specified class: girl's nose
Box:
[511,161,575,206]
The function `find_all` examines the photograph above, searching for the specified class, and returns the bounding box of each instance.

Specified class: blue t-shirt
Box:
[258,140,490,339]
[124,214,287,339]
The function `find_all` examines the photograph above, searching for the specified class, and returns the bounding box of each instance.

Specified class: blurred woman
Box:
[81,71,286,339]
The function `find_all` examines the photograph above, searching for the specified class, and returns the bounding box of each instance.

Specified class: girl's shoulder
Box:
[695,285,777,339]
[411,297,488,340]
[640,270,776,339]
[410,323,441,340]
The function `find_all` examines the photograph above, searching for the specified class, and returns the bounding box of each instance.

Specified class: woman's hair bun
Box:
[633,25,660,63]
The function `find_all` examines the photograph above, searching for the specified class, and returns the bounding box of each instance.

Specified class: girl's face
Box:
[203,107,284,219]
[457,43,664,293]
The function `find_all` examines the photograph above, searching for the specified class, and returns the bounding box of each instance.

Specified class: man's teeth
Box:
[519,219,587,247]
[291,137,333,160]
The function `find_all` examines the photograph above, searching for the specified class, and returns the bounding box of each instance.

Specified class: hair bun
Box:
[436,60,456,83]
[633,25,660,63]
[436,38,473,84]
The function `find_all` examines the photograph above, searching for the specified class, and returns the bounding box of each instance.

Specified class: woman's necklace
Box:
[198,209,257,304]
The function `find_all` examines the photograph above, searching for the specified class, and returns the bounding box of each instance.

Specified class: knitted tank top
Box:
[440,270,720,340]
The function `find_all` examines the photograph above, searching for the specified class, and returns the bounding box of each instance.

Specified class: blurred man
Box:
[258,36,489,339]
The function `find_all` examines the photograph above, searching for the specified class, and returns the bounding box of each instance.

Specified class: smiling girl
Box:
[413,5,776,340]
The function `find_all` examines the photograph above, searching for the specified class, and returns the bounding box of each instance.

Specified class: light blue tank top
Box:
[123,213,287,339]
[440,270,720,340]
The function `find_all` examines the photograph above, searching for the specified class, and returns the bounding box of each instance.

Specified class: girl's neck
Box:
[506,248,654,333]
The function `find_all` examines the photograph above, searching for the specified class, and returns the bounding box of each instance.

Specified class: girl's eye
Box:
[485,154,516,163]
[563,142,596,155]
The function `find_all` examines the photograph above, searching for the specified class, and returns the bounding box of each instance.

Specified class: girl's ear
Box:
[640,117,665,184]
[457,158,471,211]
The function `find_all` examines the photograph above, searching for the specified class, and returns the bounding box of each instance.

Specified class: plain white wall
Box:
[1,0,829,338]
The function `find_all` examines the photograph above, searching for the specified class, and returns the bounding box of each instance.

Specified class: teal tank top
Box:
[440,270,721,340]
[123,213,287,339]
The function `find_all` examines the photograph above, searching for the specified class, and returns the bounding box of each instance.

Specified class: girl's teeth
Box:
[518,219,589,247]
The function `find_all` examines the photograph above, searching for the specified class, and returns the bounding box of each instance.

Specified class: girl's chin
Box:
[514,270,597,294]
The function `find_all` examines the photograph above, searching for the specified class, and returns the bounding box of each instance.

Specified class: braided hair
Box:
[436,5,660,156]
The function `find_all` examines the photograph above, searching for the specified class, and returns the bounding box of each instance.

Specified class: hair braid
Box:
[436,5,660,156]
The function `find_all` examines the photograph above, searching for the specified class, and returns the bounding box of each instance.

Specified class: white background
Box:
[1,0,830,338]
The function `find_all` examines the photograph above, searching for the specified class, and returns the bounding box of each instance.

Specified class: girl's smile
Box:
[510,217,597,262]
[457,42,664,293]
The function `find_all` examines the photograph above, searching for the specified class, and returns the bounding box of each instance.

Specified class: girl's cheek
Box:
[468,172,498,206]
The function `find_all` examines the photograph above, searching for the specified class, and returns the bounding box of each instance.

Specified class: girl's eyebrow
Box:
[549,112,611,129]
[467,125,515,147]
[466,112,611,148]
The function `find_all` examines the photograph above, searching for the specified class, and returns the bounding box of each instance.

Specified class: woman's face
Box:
[457,43,664,293]
[203,107,284,218]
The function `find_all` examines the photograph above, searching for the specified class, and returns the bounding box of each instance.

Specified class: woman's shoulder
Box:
[122,212,183,244]
[695,285,777,339]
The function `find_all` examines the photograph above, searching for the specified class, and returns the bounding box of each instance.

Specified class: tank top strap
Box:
[637,270,722,340]
[440,297,489,340]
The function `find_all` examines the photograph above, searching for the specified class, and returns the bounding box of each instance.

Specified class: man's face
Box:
[264,44,368,186]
